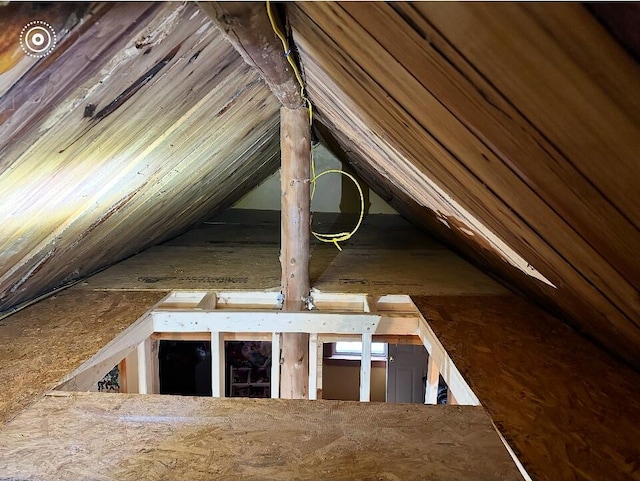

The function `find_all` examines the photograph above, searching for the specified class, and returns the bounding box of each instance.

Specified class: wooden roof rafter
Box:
[198,1,304,109]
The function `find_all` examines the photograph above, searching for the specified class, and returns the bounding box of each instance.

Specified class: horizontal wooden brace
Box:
[152,332,273,342]
[152,310,420,335]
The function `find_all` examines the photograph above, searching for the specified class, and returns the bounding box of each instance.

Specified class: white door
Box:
[386,344,428,403]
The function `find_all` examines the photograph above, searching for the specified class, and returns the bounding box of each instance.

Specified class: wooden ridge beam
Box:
[198,1,304,109]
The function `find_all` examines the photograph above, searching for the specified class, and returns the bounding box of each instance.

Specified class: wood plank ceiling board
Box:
[0,287,167,426]
[0,392,523,481]
[413,295,640,481]
[289,3,640,367]
[0,2,281,312]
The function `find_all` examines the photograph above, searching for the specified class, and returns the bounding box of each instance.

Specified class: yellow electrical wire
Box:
[311,169,365,251]
[266,0,364,251]
[266,0,312,124]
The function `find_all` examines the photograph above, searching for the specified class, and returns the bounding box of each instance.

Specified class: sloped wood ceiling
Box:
[289,3,640,367]
[0,2,280,311]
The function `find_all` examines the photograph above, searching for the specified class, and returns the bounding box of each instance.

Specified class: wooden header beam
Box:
[198,2,304,109]
[151,311,423,335]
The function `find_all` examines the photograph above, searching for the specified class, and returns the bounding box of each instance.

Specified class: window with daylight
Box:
[334,341,387,358]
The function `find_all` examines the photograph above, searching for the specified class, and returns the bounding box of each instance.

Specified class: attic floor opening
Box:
[3,209,639,480]
[37,287,529,481]
[57,290,477,403]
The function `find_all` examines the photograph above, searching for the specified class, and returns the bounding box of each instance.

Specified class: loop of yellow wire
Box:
[310,170,365,251]
[266,1,365,251]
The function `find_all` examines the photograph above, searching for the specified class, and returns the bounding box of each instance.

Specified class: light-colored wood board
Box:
[151,310,422,336]
[151,332,273,342]
[55,295,162,392]
[81,210,507,296]
[312,246,503,296]
[0,392,523,481]
[413,295,640,481]
[359,333,372,402]
[80,245,282,291]
[167,209,445,250]
[309,333,319,400]
[417,316,479,406]
[0,288,167,425]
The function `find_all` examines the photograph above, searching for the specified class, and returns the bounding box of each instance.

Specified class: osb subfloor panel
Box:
[413,295,640,481]
[0,392,522,481]
[0,289,167,426]
[82,209,507,296]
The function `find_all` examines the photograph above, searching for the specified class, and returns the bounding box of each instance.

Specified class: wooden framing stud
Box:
[211,331,225,397]
[359,333,372,402]
[425,353,439,404]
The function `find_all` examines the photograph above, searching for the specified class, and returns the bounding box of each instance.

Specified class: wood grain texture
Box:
[79,209,507,296]
[198,2,303,108]
[280,106,311,310]
[413,295,640,481]
[0,288,167,426]
[0,2,281,313]
[0,392,523,481]
[280,106,311,399]
[0,2,94,97]
[289,3,640,367]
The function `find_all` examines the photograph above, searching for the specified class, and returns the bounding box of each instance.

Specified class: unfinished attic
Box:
[0,1,639,480]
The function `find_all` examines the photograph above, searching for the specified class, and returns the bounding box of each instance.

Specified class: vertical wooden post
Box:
[316,337,323,399]
[271,332,281,399]
[211,331,225,397]
[124,349,139,393]
[360,333,372,402]
[308,333,318,400]
[150,339,160,394]
[137,339,149,394]
[118,359,128,394]
[425,353,440,404]
[280,106,311,399]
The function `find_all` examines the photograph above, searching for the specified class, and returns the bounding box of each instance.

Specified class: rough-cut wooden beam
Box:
[280,106,311,399]
[198,1,303,109]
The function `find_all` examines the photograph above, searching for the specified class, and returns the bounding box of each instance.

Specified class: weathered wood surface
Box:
[289,3,640,368]
[280,107,311,398]
[0,2,94,97]
[413,295,640,481]
[280,107,311,310]
[198,2,303,108]
[0,392,523,481]
[0,289,167,425]
[0,2,280,313]
[80,209,507,296]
